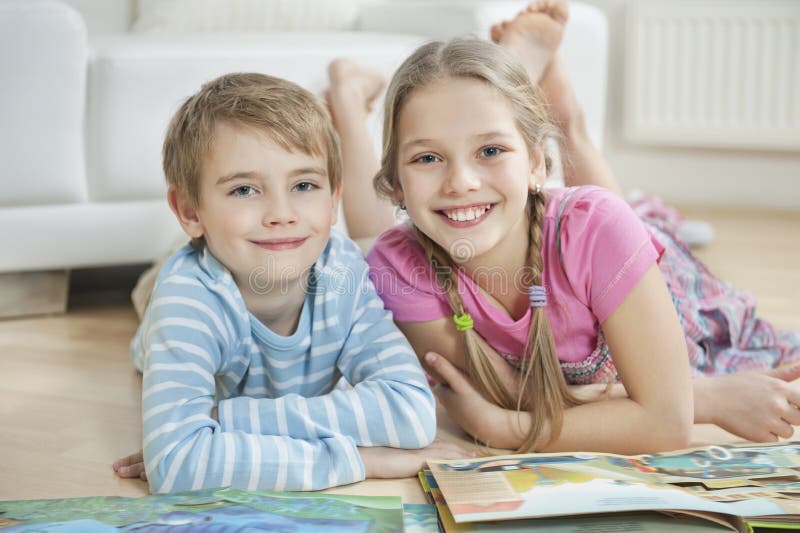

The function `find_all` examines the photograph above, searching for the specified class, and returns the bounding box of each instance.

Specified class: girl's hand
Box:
[359,438,474,479]
[425,351,522,449]
[703,365,800,442]
[112,450,147,481]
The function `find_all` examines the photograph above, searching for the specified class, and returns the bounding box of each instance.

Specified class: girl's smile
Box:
[437,203,496,227]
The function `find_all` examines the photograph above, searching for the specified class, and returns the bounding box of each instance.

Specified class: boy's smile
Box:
[251,237,309,251]
[177,121,340,296]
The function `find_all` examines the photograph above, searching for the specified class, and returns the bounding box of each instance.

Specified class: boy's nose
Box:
[443,161,481,195]
[261,198,297,226]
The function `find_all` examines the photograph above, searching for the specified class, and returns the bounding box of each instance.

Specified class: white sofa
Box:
[0,0,607,314]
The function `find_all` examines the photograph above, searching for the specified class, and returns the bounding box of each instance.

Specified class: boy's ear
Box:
[527,145,547,191]
[330,184,342,225]
[168,186,205,239]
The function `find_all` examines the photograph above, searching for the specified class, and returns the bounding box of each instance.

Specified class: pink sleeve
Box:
[558,187,665,324]
[366,225,452,322]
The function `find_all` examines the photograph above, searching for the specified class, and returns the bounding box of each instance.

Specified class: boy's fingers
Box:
[113,451,143,470]
[116,462,146,479]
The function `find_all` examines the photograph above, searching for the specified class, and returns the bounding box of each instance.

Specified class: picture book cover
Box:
[418,470,735,532]
[0,487,405,532]
[427,441,800,531]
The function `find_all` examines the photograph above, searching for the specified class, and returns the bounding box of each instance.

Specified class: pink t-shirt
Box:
[366,186,664,363]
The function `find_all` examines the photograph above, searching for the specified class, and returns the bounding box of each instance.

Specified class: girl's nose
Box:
[443,161,481,195]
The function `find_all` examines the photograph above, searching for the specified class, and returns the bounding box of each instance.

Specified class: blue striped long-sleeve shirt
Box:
[131,229,436,494]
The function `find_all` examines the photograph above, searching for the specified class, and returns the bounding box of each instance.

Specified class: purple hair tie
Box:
[528,285,547,308]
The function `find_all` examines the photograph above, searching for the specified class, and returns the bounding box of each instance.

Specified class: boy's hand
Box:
[112,405,218,482]
[705,365,800,442]
[359,438,474,479]
[112,450,147,481]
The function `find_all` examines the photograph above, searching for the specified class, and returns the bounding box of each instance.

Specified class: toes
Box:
[543,0,569,24]
[490,24,501,43]
[327,58,353,84]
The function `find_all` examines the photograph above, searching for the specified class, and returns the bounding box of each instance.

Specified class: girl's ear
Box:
[168,186,205,239]
[527,145,547,191]
[391,186,405,208]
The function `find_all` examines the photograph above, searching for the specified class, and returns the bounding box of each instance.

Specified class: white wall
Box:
[581,0,800,208]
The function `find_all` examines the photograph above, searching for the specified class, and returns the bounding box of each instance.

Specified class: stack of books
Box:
[418,441,800,532]
[6,441,800,532]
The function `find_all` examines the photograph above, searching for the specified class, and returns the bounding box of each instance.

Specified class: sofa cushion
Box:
[0,0,88,207]
[86,32,425,203]
[133,0,358,32]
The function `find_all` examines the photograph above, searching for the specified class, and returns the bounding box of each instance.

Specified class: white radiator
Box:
[624,0,800,151]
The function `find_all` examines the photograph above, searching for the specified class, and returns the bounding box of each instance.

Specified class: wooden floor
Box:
[1,206,798,502]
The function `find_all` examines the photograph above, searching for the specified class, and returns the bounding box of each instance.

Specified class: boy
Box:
[113,72,458,493]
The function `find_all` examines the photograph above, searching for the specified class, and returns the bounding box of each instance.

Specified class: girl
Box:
[362,1,800,454]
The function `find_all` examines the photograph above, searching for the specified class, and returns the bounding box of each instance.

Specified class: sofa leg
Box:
[0,270,70,319]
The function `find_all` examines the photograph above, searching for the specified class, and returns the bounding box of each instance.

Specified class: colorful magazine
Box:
[426,441,800,532]
[418,469,732,532]
[0,487,405,532]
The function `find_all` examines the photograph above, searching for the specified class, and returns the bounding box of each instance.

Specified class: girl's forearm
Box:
[485,397,692,454]
[571,380,717,424]
[691,376,717,424]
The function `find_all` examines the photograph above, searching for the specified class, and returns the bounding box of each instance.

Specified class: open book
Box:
[423,440,800,532]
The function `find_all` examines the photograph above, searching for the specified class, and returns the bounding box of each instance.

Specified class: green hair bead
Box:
[453,313,474,332]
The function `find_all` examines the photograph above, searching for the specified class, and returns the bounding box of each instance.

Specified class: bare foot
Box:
[325,58,386,132]
[490,0,569,84]
[491,1,580,134]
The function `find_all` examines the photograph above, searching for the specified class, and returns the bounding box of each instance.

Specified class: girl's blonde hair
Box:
[374,38,581,452]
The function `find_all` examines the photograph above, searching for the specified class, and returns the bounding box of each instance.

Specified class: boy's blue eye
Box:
[481,146,503,157]
[231,185,255,197]
[293,181,318,192]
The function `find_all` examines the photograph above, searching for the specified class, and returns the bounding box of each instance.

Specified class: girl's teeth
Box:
[445,205,490,221]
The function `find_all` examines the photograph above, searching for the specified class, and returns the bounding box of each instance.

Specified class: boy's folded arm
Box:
[141,304,366,493]
[218,290,437,449]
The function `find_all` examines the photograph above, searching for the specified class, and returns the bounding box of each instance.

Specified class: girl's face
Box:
[395,76,545,265]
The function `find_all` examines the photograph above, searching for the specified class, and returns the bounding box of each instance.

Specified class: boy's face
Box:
[174,122,340,294]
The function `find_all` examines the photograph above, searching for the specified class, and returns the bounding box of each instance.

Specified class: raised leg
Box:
[492,0,621,194]
[325,59,396,241]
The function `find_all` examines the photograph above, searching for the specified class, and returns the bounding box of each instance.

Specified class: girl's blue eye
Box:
[293,182,318,192]
[414,154,439,164]
[481,146,503,158]
[231,185,255,197]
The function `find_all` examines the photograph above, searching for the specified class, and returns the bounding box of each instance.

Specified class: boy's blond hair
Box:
[163,72,342,207]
